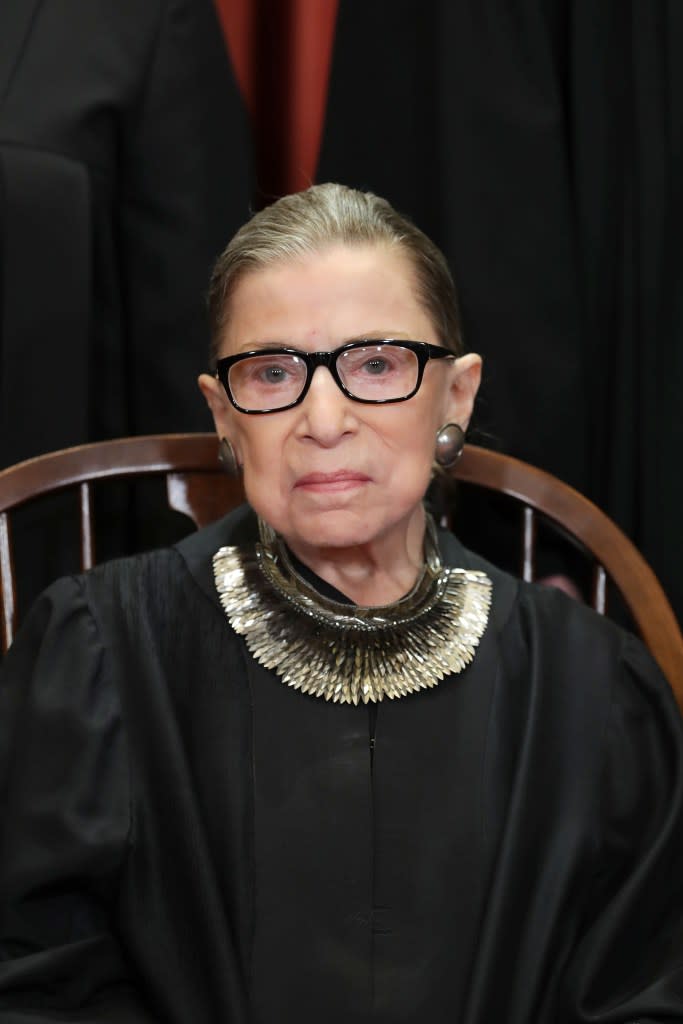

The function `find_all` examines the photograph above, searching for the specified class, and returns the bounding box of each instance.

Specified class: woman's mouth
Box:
[294,470,371,492]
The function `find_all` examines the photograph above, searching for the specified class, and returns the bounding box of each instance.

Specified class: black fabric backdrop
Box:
[318,0,683,623]
[0,0,252,609]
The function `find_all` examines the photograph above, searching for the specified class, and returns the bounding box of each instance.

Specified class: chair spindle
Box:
[0,512,16,653]
[592,564,607,615]
[522,505,536,582]
[79,482,95,571]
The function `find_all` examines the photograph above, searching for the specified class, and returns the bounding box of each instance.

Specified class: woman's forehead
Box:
[240,241,415,289]
[218,244,430,355]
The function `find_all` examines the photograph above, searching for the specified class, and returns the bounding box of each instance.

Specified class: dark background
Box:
[317,0,683,618]
[2,0,682,622]
[221,0,683,620]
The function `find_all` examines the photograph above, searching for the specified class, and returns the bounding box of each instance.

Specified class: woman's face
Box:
[200,244,481,556]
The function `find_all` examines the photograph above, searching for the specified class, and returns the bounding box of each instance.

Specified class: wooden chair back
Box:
[1,434,681,703]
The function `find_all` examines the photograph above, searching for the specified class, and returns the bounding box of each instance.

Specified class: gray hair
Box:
[207,183,464,366]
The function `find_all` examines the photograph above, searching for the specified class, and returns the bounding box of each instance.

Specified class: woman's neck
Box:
[285,505,427,607]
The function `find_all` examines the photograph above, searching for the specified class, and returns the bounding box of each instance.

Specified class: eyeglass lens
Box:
[228,344,420,411]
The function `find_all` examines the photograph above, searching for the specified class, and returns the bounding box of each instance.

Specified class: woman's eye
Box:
[259,365,289,383]
[243,361,295,386]
[361,357,390,375]
[349,353,400,377]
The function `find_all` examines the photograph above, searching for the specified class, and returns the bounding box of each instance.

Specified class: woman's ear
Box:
[197,373,233,439]
[445,353,482,431]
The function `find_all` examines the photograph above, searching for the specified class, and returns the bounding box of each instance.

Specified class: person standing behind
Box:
[0,0,251,594]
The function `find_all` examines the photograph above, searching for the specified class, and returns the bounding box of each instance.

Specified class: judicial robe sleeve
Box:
[558,634,683,1022]
[0,577,157,1022]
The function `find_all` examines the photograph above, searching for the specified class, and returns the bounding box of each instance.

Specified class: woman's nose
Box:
[297,365,356,444]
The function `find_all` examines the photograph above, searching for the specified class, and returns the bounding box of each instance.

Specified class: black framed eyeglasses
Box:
[214,339,455,414]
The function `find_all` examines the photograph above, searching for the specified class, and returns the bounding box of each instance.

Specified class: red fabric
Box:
[214,0,339,202]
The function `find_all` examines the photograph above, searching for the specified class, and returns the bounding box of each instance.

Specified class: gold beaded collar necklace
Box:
[213,515,492,705]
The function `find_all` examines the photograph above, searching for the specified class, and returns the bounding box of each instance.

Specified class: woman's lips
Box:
[294,470,370,492]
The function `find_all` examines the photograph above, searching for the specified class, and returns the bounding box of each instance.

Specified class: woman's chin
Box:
[251,486,424,557]
[280,504,423,560]
[279,508,385,554]
[286,512,374,552]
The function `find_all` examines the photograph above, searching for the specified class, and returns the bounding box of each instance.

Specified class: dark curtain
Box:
[317,0,683,622]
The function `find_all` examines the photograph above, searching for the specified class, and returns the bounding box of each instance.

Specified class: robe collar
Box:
[175,503,519,640]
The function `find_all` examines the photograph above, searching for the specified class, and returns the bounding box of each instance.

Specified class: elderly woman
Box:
[1,184,682,1023]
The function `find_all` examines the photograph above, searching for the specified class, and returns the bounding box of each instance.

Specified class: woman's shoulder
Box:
[1,507,256,665]
[439,524,615,642]
[440,525,671,699]
[77,504,255,600]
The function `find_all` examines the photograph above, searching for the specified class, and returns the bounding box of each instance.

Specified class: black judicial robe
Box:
[1,506,682,1023]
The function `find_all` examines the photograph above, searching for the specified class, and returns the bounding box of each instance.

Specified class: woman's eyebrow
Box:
[233,340,294,353]
[231,332,417,355]
[343,331,414,342]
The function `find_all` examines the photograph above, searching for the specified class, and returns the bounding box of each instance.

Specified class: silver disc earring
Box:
[218,437,240,476]
[434,423,465,468]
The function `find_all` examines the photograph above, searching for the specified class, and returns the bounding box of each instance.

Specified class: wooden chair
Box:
[1,434,681,705]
